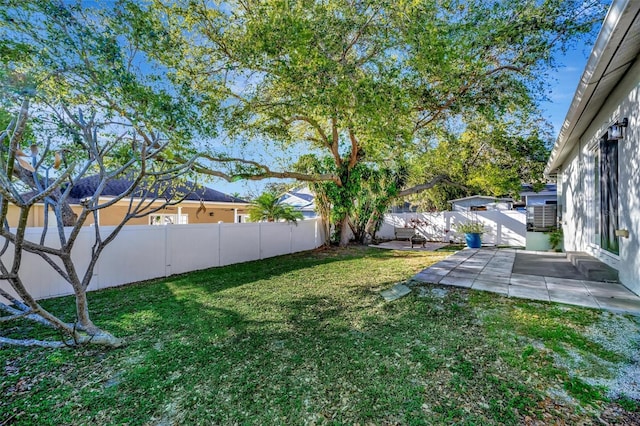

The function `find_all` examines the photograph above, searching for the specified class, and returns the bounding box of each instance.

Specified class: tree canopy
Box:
[131,0,602,243]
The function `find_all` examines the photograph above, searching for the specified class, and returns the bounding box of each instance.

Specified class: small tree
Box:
[0,1,206,348]
[248,192,303,223]
[0,103,194,348]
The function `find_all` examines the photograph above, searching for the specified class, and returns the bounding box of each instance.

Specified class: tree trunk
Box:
[339,218,350,247]
[74,288,97,333]
[363,210,381,244]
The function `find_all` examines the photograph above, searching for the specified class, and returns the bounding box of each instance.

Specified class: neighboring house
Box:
[11,175,250,227]
[278,186,317,219]
[544,0,639,294]
[517,184,557,207]
[448,195,513,212]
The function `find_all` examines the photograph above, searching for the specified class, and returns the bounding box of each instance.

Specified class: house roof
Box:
[59,175,249,204]
[278,186,316,211]
[279,193,315,211]
[287,192,315,203]
[447,195,512,204]
[545,0,640,175]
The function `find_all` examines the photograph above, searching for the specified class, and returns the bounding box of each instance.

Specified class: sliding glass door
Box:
[599,135,619,255]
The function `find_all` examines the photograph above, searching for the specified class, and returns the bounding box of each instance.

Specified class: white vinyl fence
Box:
[0,219,325,302]
[378,211,526,247]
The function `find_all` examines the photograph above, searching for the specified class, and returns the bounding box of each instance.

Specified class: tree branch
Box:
[397,175,467,198]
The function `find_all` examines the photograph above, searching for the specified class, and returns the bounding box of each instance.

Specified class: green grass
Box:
[1,246,637,425]
[435,244,466,252]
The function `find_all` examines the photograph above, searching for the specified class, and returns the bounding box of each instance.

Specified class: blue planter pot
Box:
[465,233,482,248]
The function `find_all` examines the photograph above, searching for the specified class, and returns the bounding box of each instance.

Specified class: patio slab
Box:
[413,272,444,284]
[508,285,550,302]
[584,281,640,299]
[411,248,640,314]
[476,274,511,285]
[548,290,600,309]
[546,282,590,293]
[513,252,587,279]
[440,275,475,287]
[380,284,411,302]
[593,297,640,313]
[472,280,509,296]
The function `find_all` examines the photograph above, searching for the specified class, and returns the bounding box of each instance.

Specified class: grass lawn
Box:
[1,246,639,425]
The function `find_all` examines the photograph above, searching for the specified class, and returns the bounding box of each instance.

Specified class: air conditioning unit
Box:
[526,205,557,231]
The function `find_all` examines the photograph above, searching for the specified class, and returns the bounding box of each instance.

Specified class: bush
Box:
[547,228,563,251]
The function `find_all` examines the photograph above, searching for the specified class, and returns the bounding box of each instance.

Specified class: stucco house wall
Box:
[9,202,247,228]
[559,57,639,293]
[524,194,556,206]
[546,0,640,295]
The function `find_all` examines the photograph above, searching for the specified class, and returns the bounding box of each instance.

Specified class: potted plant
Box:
[455,222,485,248]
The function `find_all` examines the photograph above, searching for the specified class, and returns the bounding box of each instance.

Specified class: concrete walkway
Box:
[412,248,640,314]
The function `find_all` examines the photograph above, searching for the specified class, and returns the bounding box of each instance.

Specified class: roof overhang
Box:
[545,0,640,176]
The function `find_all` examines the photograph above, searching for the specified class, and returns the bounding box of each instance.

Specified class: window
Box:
[149,214,188,225]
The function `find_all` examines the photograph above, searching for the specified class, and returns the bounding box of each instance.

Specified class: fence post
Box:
[218,222,222,266]
[259,221,263,260]
[164,225,172,277]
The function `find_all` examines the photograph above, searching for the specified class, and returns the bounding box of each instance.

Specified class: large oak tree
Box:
[136,0,603,245]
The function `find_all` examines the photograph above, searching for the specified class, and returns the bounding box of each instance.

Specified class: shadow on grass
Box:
[5,247,606,425]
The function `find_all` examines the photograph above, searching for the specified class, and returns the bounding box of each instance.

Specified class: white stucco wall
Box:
[525,194,556,206]
[559,58,640,294]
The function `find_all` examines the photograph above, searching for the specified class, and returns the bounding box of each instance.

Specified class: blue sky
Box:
[540,45,594,139]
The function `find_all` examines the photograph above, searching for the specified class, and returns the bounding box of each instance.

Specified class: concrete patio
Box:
[412,248,640,314]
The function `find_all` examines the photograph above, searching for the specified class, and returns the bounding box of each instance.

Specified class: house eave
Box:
[545,0,640,176]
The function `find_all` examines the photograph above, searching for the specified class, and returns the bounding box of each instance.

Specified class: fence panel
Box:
[292,220,320,252]
[97,226,167,289]
[219,223,262,266]
[1,219,324,303]
[0,228,97,301]
[260,222,293,259]
[168,224,221,275]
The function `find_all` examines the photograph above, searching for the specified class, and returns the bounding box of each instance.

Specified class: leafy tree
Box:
[406,112,553,211]
[248,192,303,223]
[0,1,205,348]
[138,0,603,246]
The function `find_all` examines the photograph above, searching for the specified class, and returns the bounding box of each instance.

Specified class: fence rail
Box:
[0,219,325,303]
